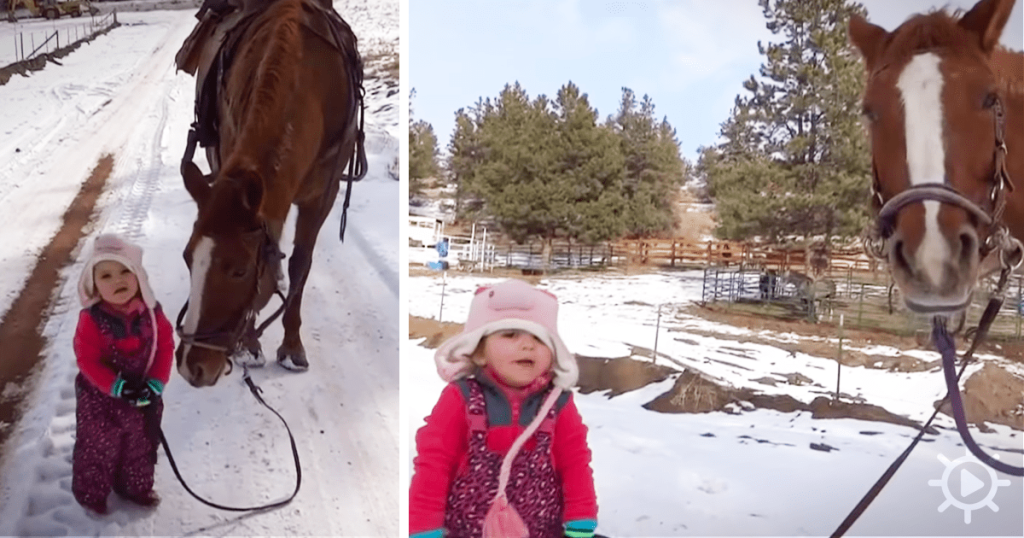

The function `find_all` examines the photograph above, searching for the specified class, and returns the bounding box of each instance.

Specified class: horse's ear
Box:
[182,161,211,208]
[849,13,888,71]
[235,169,264,213]
[958,0,1014,54]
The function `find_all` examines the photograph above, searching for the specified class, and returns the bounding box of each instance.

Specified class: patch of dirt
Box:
[644,368,928,431]
[0,155,114,455]
[576,356,675,397]
[937,363,1024,432]
[409,315,464,349]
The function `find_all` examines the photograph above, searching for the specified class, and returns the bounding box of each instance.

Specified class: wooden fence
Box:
[608,238,877,274]
[482,237,878,276]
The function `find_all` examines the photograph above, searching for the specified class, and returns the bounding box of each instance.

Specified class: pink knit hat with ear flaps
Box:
[77,234,160,372]
[434,279,578,538]
[434,279,578,389]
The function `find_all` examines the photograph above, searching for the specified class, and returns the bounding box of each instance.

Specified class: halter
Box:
[175,223,287,361]
[866,95,1021,272]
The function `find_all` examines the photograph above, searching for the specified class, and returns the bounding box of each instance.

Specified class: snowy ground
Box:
[0,1,399,535]
[406,273,1024,537]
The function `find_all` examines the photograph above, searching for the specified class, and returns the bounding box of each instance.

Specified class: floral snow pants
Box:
[72,374,162,508]
[444,380,564,538]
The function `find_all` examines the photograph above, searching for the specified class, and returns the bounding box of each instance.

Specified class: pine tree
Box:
[471,83,564,244]
[551,82,626,244]
[408,89,439,196]
[700,0,871,243]
[611,88,688,238]
[446,105,486,219]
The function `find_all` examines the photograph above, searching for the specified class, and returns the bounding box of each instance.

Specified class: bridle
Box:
[833,87,1024,538]
[174,223,288,366]
[864,94,1021,272]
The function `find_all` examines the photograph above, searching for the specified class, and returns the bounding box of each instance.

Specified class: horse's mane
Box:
[883,10,978,63]
[883,7,1022,96]
[225,0,305,176]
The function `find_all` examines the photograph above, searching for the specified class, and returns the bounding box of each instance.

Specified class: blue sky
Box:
[409,0,1023,163]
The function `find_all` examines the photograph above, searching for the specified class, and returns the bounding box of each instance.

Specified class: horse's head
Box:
[176,161,278,386]
[850,0,1019,314]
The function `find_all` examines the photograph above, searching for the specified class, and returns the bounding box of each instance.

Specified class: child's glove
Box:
[145,378,164,396]
[119,385,153,407]
[564,519,597,538]
[113,375,156,407]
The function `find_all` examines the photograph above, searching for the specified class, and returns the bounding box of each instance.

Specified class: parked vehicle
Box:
[6,0,96,21]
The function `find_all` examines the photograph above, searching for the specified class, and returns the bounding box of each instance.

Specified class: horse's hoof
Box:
[231,347,266,367]
[277,349,308,371]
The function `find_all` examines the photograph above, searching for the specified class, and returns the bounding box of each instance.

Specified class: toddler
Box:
[72,234,174,514]
[410,279,598,538]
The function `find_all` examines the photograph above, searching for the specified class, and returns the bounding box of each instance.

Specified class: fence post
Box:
[857,283,865,327]
[653,304,662,365]
[1016,277,1022,340]
[438,272,447,323]
[835,314,844,401]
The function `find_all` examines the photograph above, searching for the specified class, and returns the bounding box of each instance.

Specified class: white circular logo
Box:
[928,451,1012,524]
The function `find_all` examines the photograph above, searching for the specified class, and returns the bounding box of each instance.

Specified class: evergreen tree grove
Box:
[446,82,687,246]
[698,0,872,243]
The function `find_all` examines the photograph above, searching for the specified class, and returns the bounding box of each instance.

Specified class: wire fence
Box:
[699,265,1024,341]
[1,11,116,67]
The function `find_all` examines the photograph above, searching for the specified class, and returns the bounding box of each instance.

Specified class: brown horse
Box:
[850,0,1023,314]
[173,0,363,386]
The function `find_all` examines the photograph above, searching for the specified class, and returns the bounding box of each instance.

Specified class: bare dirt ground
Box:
[410,291,1024,432]
[0,155,113,454]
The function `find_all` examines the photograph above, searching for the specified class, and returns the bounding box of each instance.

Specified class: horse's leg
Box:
[277,182,339,371]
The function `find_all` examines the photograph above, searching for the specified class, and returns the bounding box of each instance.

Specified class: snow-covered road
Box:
[0,1,399,535]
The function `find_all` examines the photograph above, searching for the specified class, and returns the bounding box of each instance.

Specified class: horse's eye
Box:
[982,92,998,110]
[229,266,248,279]
[861,105,877,122]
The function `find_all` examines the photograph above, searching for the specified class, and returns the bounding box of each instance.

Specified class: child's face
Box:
[474,329,553,388]
[93,260,139,306]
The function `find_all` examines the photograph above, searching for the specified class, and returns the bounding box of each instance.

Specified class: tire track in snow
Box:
[103,88,170,242]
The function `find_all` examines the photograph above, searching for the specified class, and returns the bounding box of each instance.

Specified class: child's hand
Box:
[119,384,153,407]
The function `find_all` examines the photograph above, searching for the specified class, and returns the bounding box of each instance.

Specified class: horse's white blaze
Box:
[180,236,215,375]
[897,53,948,287]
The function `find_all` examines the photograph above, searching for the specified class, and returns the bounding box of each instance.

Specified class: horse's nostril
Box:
[959,232,976,259]
[892,239,910,271]
[191,363,204,381]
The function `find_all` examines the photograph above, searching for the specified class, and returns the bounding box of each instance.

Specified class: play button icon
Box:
[960,468,984,497]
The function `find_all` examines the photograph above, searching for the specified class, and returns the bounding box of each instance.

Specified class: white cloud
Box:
[655,0,773,88]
